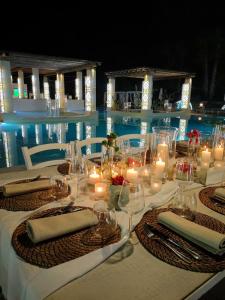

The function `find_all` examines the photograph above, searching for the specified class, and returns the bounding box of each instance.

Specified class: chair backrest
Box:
[117,134,150,149]
[22,142,75,170]
[75,137,105,160]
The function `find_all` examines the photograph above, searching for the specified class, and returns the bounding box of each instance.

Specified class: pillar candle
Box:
[201,148,211,163]
[157,143,169,164]
[126,168,138,182]
[155,158,165,178]
[214,145,224,161]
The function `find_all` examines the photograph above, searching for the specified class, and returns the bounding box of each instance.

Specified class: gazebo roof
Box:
[0,52,101,75]
[106,67,195,80]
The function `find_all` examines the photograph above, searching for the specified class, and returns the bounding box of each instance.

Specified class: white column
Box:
[141,74,153,111]
[107,116,113,135]
[0,59,13,112]
[56,73,65,111]
[178,119,188,141]
[76,122,83,140]
[2,131,18,167]
[17,70,24,99]
[75,71,82,101]
[85,68,96,112]
[32,68,40,99]
[181,77,192,110]
[35,124,43,144]
[106,77,115,110]
[43,76,50,100]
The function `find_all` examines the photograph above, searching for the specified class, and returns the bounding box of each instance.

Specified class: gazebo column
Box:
[181,77,192,110]
[76,122,83,140]
[18,70,24,99]
[32,68,40,99]
[141,74,153,111]
[106,77,115,110]
[43,76,50,100]
[56,73,65,111]
[85,68,96,112]
[0,59,13,113]
[75,71,83,101]
[107,116,113,135]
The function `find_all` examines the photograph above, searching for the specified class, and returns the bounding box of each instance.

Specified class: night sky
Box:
[2,3,225,105]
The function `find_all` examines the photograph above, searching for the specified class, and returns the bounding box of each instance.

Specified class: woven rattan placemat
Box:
[0,179,70,211]
[199,186,225,216]
[135,208,225,272]
[12,207,121,268]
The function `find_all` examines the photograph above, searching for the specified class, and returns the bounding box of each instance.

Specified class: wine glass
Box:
[118,182,145,242]
[50,175,70,205]
[81,201,117,246]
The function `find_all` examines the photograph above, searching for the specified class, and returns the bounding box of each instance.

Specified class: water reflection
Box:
[0,113,217,168]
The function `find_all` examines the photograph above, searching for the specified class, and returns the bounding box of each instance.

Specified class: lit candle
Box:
[95,182,107,198]
[151,178,162,193]
[214,161,225,168]
[155,157,165,178]
[214,145,224,161]
[201,147,211,168]
[157,143,169,165]
[89,166,100,184]
[126,168,138,182]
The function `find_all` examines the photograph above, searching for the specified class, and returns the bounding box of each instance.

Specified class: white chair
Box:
[22,142,75,170]
[75,137,105,160]
[117,133,151,150]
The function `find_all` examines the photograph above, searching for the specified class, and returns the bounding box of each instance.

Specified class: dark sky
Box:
[2,3,225,102]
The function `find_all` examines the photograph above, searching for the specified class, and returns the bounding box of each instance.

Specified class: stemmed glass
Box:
[81,201,117,246]
[118,182,145,242]
[50,175,70,205]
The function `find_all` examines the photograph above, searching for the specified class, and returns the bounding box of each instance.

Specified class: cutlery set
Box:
[144,223,201,263]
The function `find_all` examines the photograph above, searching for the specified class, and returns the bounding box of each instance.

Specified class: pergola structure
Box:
[0,52,101,113]
[106,67,195,111]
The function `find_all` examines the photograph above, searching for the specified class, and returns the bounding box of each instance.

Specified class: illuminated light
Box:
[85,125,92,154]
[141,74,152,110]
[106,78,115,109]
[85,76,92,111]
[85,69,96,112]
[107,117,113,135]
[76,122,82,140]
[181,78,192,109]
[18,70,24,99]
[140,121,148,146]
[198,117,202,121]
[199,102,204,108]
[178,119,187,140]
[44,81,50,100]
[35,125,41,144]
[2,132,15,167]
[0,60,12,113]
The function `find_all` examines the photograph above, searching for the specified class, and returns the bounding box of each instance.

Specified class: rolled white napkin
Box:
[3,179,51,196]
[26,209,98,243]
[158,211,225,255]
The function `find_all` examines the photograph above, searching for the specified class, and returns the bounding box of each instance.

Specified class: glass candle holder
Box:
[151,126,178,172]
[197,133,214,170]
[151,177,162,194]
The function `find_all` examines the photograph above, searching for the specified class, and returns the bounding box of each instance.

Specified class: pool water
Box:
[0,112,224,168]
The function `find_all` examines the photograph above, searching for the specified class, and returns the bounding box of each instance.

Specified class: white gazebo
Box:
[105,67,195,112]
[0,52,101,113]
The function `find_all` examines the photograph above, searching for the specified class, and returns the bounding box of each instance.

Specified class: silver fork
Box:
[143,224,192,264]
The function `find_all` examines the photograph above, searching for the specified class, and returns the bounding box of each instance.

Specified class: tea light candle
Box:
[95,182,107,198]
[89,167,100,184]
[126,168,138,182]
[201,161,210,169]
[214,145,224,161]
[157,143,169,164]
[151,178,162,193]
[214,161,225,168]
[155,158,165,178]
[201,147,211,163]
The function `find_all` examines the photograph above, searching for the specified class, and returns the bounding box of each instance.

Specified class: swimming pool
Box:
[0,112,224,168]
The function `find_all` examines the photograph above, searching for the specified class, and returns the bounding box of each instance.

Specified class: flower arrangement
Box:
[109,175,129,210]
[111,175,126,185]
[102,132,119,152]
[187,129,200,146]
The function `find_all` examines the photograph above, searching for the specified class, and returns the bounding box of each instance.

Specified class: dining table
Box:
[0,166,225,300]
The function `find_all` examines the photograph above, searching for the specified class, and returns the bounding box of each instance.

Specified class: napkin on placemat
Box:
[3,179,51,196]
[158,211,225,255]
[26,209,99,243]
[214,188,225,202]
